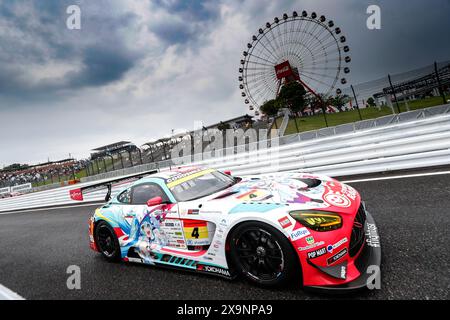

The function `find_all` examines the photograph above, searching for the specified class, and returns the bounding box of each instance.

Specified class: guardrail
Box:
[1,111,450,213]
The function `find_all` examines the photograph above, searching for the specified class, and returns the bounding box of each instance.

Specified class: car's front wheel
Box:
[228,222,300,287]
[95,221,121,262]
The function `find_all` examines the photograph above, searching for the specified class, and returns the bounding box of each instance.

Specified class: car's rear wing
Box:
[69,169,158,202]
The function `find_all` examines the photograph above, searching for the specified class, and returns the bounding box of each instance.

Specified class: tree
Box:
[331,94,350,112]
[309,93,332,113]
[367,97,376,107]
[217,122,231,132]
[260,99,281,117]
[277,81,307,115]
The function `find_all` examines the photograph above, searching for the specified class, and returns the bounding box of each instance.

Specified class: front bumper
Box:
[305,211,381,293]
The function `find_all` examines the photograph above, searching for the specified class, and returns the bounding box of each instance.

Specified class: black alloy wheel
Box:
[95,221,121,262]
[229,222,299,287]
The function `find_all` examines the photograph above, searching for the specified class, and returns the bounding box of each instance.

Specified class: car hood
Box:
[189,172,361,215]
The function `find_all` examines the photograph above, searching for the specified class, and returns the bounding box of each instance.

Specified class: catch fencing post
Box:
[388,74,401,114]
[351,85,363,121]
[434,61,447,105]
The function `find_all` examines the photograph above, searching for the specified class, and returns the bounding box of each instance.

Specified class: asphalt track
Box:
[0,173,449,300]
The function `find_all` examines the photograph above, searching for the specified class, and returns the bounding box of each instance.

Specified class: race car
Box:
[75,167,381,291]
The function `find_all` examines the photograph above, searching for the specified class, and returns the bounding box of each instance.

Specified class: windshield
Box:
[169,170,236,201]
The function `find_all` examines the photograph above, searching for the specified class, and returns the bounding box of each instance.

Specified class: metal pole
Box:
[95,160,100,174]
[109,155,115,171]
[128,150,133,167]
[119,153,125,169]
[388,74,401,114]
[321,102,329,127]
[434,61,447,105]
[351,85,363,121]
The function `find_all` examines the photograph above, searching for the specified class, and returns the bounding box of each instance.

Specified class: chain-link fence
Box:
[277,60,450,136]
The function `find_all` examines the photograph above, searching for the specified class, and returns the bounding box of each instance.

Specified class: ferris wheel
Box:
[239,10,351,115]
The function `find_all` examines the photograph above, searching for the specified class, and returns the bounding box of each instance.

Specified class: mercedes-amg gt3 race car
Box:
[75,167,381,291]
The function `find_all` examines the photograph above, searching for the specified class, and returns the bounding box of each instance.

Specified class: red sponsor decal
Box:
[274,61,294,79]
[70,188,83,201]
[278,216,292,228]
[182,219,207,228]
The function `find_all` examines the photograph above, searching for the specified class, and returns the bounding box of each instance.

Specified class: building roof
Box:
[92,141,132,152]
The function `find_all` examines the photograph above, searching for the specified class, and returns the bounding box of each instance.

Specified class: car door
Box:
[127,182,185,249]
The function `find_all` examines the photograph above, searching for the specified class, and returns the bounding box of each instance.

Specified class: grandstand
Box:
[0,159,88,188]
[142,114,258,160]
[374,62,450,104]
[90,141,138,160]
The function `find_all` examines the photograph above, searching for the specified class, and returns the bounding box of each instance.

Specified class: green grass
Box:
[275,96,449,136]
[32,168,89,188]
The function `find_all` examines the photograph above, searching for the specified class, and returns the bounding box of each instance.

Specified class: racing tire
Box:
[95,221,121,262]
[228,222,300,288]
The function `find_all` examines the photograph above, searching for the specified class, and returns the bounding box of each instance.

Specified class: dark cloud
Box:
[0,0,449,165]
[0,0,141,105]
[68,45,138,87]
[149,0,220,45]
[153,0,219,22]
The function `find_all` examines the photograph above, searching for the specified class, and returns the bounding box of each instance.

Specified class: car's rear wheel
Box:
[228,222,300,287]
[95,221,121,262]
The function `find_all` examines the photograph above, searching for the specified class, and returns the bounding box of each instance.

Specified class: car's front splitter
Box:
[304,211,381,293]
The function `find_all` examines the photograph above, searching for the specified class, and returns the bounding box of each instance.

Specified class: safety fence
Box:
[1,109,449,213]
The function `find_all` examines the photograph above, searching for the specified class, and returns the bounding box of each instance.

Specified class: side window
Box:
[131,184,169,205]
[117,189,131,204]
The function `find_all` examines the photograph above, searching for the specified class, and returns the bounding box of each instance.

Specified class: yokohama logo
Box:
[197,265,230,276]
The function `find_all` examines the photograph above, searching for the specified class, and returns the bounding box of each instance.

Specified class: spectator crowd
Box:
[0,160,89,188]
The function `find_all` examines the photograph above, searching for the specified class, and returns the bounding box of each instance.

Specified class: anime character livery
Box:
[75,167,381,291]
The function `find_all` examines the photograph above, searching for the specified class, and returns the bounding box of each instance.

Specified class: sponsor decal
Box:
[307,247,327,259]
[298,241,325,251]
[187,209,199,215]
[197,265,230,277]
[70,188,83,201]
[276,66,289,75]
[127,257,143,263]
[219,219,228,228]
[365,223,380,247]
[278,216,292,229]
[323,193,351,208]
[340,266,347,279]
[327,248,348,265]
[290,227,310,241]
[327,237,348,253]
[305,236,315,245]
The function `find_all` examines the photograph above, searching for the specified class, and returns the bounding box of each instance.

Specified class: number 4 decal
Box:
[191,227,200,239]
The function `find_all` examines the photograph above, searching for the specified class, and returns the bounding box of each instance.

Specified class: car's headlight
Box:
[289,211,342,232]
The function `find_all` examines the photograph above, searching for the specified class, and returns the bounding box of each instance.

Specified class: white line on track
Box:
[342,170,450,184]
[0,283,25,300]
[0,202,103,215]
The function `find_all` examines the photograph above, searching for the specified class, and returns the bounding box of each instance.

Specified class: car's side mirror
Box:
[224,170,232,176]
[147,196,163,207]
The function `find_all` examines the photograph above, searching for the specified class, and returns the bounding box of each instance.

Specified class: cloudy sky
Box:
[0,0,449,166]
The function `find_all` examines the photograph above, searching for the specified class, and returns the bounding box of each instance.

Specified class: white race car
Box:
[77,167,380,291]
